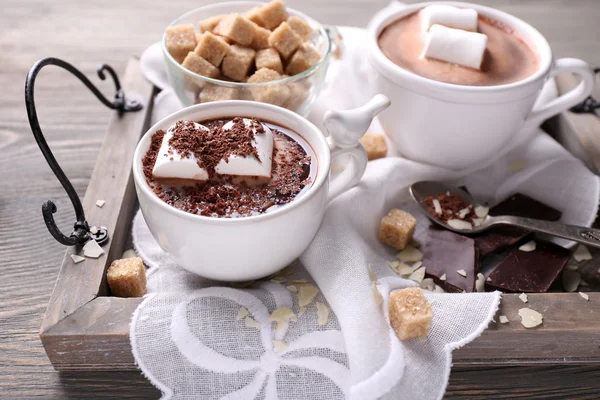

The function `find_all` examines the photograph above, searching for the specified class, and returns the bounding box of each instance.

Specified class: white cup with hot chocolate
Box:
[369,2,596,170]
[132,97,389,281]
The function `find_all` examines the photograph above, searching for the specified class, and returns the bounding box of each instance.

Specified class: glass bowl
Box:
[162,1,332,116]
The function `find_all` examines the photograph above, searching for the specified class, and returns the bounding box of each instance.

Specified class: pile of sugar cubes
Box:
[164,0,321,106]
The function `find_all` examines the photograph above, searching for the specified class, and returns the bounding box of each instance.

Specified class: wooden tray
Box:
[40,57,600,371]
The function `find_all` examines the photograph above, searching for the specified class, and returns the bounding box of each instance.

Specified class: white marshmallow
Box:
[152,122,210,181]
[420,5,478,32]
[214,119,273,178]
[421,24,488,70]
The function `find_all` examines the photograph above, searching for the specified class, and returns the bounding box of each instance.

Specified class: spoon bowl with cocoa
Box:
[410,180,600,248]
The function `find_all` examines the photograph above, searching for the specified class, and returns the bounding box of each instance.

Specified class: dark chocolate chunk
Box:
[486,241,570,293]
[473,193,562,256]
[488,193,562,221]
[423,228,479,293]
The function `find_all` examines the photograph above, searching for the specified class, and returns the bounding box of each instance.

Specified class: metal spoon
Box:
[409,180,600,248]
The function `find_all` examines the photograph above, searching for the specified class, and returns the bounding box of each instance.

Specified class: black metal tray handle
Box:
[25,57,142,247]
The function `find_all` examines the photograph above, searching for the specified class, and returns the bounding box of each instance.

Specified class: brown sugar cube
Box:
[165,24,197,63]
[285,42,321,75]
[255,48,283,74]
[194,32,230,67]
[253,0,289,30]
[250,25,272,50]
[221,45,256,81]
[199,15,223,33]
[268,22,302,59]
[389,288,433,341]
[244,7,265,26]
[107,257,147,298]
[283,80,309,111]
[287,16,313,41]
[378,208,417,250]
[214,14,256,46]
[182,52,220,78]
[199,84,239,103]
[360,133,388,161]
[247,68,290,106]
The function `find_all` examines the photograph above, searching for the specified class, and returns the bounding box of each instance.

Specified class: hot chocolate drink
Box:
[142,117,315,218]
[378,11,539,86]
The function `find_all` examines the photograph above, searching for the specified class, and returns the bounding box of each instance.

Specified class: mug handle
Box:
[523,58,596,129]
[323,94,391,202]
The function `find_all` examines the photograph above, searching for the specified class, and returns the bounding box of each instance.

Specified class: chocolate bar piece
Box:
[423,227,479,293]
[486,241,570,292]
[474,193,562,256]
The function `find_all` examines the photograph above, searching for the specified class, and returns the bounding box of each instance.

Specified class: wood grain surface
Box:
[1,0,599,398]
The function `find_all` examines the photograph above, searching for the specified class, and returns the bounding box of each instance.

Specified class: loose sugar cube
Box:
[287,16,313,41]
[360,133,388,161]
[221,45,256,81]
[194,32,230,66]
[254,0,288,30]
[182,52,220,78]
[215,14,256,46]
[269,22,302,59]
[250,25,272,50]
[286,42,321,75]
[107,257,147,298]
[389,287,433,340]
[199,15,224,33]
[247,68,290,106]
[256,48,283,73]
[378,209,417,251]
[199,84,239,103]
[165,24,197,63]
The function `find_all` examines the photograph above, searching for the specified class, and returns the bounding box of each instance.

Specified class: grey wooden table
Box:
[1,0,600,398]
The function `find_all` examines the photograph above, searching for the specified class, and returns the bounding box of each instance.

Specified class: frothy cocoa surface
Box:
[143,118,313,218]
[378,12,539,86]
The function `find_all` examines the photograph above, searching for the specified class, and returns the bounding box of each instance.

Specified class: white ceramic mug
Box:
[132,96,390,281]
[369,1,596,170]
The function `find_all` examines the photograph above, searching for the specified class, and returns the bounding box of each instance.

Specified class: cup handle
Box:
[323,95,391,202]
[523,58,596,129]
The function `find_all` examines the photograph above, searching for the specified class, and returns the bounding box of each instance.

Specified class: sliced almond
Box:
[457,207,471,219]
[439,273,447,281]
[499,315,509,324]
[316,302,330,326]
[419,278,435,291]
[286,285,298,293]
[472,217,485,227]
[372,282,383,306]
[83,240,104,259]
[409,267,426,283]
[269,307,296,333]
[519,293,528,303]
[486,277,492,282]
[298,306,307,317]
[474,205,489,218]
[95,199,106,208]
[298,284,319,307]
[519,240,536,252]
[70,254,85,264]
[368,264,377,282]
[391,262,419,277]
[272,340,287,353]
[121,249,138,259]
[579,292,590,301]
[573,245,592,262]
[475,273,485,292]
[237,307,249,320]
[566,264,578,271]
[432,199,442,215]
[562,270,581,292]
[518,307,543,328]
[270,277,286,284]
[456,269,467,278]
[244,316,261,329]
[447,219,472,231]
[412,261,423,270]
[292,279,308,284]
[396,246,423,263]
[434,285,445,293]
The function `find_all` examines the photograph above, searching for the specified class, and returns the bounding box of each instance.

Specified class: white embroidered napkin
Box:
[131,25,598,400]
